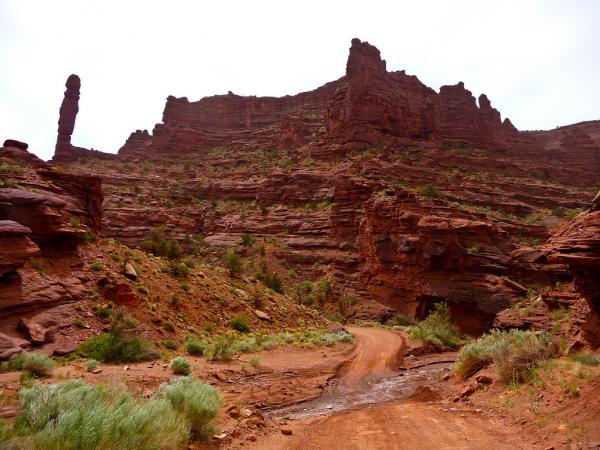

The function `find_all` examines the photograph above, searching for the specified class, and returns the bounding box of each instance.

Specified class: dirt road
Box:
[250,327,527,450]
[337,326,405,387]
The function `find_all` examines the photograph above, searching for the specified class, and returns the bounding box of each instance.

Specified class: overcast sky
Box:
[1,0,599,161]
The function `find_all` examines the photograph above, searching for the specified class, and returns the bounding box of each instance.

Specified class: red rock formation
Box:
[54,74,80,160]
[544,192,600,346]
[0,221,40,276]
[2,139,28,151]
[357,189,522,334]
[52,75,117,162]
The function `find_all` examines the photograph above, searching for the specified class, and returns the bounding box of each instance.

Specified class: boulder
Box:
[124,263,138,280]
[18,318,48,345]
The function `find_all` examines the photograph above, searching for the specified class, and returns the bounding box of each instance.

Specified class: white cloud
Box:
[1,0,599,160]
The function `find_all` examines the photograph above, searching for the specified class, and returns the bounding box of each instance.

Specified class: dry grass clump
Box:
[0,377,222,449]
[455,329,557,384]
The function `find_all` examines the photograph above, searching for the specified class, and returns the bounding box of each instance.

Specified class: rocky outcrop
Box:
[0,221,40,276]
[2,139,28,151]
[54,74,81,160]
[357,189,522,334]
[52,75,117,162]
[543,192,600,346]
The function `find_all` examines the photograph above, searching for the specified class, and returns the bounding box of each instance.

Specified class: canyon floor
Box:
[3,326,597,449]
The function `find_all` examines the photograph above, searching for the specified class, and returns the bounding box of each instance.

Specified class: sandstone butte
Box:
[1,38,599,361]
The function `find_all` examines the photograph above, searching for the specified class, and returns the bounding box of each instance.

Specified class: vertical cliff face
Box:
[544,193,600,346]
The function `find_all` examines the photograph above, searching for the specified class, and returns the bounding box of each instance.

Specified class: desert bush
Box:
[166,260,191,278]
[222,253,243,277]
[156,376,222,441]
[454,329,557,383]
[295,280,314,305]
[89,261,104,271]
[163,339,177,350]
[185,337,208,356]
[4,381,190,449]
[416,184,444,199]
[230,315,251,333]
[232,338,258,354]
[140,228,183,260]
[241,233,255,248]
[408,302,459,349]
[15,353,55,377]
[79,308,158,363]
[263,273,283,293]
[204,336,235,362]
[85,358,99,372]
[171,357,192,375]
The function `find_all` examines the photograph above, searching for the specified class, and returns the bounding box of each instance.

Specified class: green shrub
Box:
[185,337,208,356]
[249,357,260,367]
[85,358,99,372]
[230,315,251,333]
[171,357,191,375]
[408,302,459,349]
[79,308,158,363]
[264,273,283,293]
[163,340,177,350]
[92,304,111,318]
[416,184,444,199]
[3,381,190,449]
[166,260,191,278]
[16,353,55,377]
[164,321,176,332]
[241,233,255,248]
[295,280,314,305]
[140,228,183,260]
[205,336,235,362]
[454,329,557,384]
[89,261,104,271]
[222,253,243,277]
[156,377,222,441]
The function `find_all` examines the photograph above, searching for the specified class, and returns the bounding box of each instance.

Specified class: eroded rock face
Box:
[47,38,600,336]
[357,189,522,334]
[544,193,600,346]
[0,221,40,276]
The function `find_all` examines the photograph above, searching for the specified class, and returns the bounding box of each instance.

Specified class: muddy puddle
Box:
[265,360,453,420]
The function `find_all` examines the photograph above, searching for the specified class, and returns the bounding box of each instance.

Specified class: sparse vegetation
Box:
[416,184,444,199]
[241,233,255,248]
[85,358,99,372]
[408,302,459,349]
[171,357,192,375]
[185,337,208,356]
[569,352,600,366]
[230,315,251,333]
[11,352,55,377]
[454,329,557,384]
[222,253,243,277]
[79,308,158,363]
[263,272,283,293]
[89,261,104,271]
[140,227,183,260]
